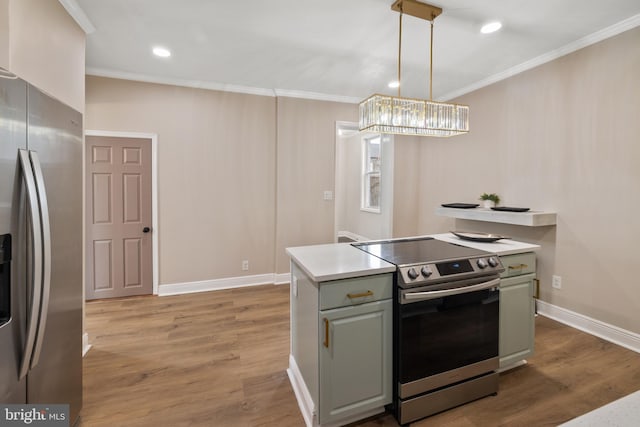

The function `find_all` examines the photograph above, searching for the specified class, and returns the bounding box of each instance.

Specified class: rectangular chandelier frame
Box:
[358,0,469,138]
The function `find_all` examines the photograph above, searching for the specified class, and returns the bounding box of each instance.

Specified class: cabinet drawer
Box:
[500,252,536,278]
[320,274,392,310]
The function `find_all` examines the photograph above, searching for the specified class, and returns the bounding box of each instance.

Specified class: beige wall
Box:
[275,97,357,273]
[85,76,277,285]
[85,81,358,282]
[0,0,8,69]
[0,0,85,112]
[411,27,640,333]
[392,135,421,237]
[85,26,640,334]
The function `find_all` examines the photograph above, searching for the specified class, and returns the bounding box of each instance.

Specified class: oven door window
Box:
[399,288,499,384]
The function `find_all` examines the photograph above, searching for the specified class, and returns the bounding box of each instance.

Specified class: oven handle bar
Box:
[403,278,500,302]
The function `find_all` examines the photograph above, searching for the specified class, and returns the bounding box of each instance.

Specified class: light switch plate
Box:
[323,190,333,200]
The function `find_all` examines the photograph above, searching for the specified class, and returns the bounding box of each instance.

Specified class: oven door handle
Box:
[403,278,500,302]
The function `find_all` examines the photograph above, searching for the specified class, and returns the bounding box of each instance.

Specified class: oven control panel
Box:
[398,256,504,287]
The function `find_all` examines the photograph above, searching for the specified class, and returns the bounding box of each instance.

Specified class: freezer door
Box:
[25,85,83,423]
[0,75,28,403]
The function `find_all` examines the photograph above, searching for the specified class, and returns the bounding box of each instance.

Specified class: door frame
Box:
[84,130,159,295]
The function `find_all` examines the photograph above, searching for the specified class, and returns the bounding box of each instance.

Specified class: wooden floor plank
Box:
[80,284,640,426]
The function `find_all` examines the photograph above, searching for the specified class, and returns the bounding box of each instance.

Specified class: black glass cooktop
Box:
[352,237,490,266]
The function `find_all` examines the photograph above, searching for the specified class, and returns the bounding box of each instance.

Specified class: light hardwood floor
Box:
[80,284,640,426]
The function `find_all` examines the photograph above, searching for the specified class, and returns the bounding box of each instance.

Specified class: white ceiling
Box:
[72,0,640,102]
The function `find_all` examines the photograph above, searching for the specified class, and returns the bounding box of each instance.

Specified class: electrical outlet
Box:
[242,260,249,271]
[552,275,562,289]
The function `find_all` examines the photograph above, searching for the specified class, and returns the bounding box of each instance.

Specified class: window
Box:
[362,135,381,212]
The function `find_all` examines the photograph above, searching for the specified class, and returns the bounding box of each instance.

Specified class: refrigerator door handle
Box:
[29,151,51,368]
[17,149,44,379]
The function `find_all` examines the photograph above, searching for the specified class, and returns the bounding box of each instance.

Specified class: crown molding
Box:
[85,68,278,97]
[440,13,640,101]
[86,68,361,104]
[85,13,640,105]
[273,89,360,104]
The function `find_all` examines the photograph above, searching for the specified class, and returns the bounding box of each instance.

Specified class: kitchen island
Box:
[286,233,540,427]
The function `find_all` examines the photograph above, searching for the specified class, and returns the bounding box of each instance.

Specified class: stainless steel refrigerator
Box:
[0,72,83,423]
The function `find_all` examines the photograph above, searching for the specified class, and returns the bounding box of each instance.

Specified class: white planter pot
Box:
[482,200,496,208]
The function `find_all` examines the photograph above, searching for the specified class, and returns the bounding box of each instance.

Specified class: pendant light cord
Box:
[429,20,434,101]
[398,11,403,97]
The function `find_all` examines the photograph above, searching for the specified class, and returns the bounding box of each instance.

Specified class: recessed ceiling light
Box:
[152,46,171,58]
[480,21,502,34]
[388,80,400,89]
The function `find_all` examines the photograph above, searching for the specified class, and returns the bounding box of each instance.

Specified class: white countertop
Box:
[286,234,539,282]
[431,233,540,256]
[559,390,640,426]
[286,243,396,282]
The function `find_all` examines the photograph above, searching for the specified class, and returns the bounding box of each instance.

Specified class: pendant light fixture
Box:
[359,0,469,137]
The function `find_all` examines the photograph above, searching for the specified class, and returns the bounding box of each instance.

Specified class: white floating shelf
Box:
[435,207,557,227]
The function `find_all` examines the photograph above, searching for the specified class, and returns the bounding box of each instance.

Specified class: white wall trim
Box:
[86,68,277,98]
[86,69,357,104]
[85,130,160,296]
[537,300,640,354]
[85,70,361,104]
[287,354,315,427]
[274,89,360,104]
[159,274,276,296]
[274,273,291,285]
[85,14,640,106]
[440,13,640,101]
[82,332,92,357]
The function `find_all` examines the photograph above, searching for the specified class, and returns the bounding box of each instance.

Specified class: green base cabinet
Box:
[290,261,393,426]
[499,252,536,368]
[319,299,392,424]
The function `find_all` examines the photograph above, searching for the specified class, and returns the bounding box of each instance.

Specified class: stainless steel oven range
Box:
[353,237,504,425]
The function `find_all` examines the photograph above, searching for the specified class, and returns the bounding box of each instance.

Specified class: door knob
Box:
[143,227,151,233]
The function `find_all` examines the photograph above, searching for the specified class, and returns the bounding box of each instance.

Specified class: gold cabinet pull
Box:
[508,263,528,270]
[347,290,373,299]
[323,318,329,348]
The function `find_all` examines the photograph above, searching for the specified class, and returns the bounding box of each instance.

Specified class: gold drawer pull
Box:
[323,318,329,348]
[508,263,528,270]
[347,290,374,299]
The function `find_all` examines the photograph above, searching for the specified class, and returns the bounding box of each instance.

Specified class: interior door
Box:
[85,135,152,299]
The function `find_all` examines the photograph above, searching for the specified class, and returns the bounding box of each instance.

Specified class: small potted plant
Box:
[479,193,500,208]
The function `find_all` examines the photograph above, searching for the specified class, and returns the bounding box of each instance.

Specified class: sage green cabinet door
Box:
[319,299,392,424]
[499,273,536,368]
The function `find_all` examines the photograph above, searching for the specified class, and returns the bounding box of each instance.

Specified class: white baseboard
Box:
[159,273,276,296]
[287,354,315,427]
[82,332,92,357]
[537,300,640,354]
